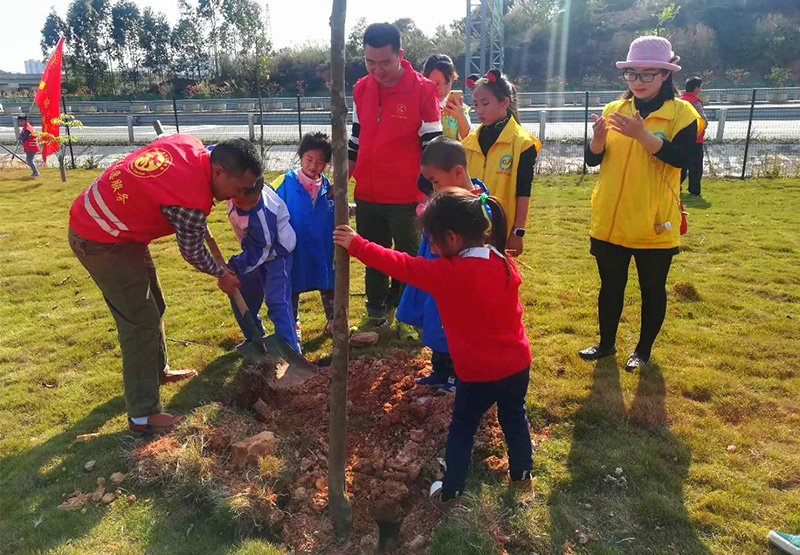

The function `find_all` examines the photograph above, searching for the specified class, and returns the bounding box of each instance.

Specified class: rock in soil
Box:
[101,492,117,505]
[83,460,96,472]
[230,431,278,467]
[110,472,126,484]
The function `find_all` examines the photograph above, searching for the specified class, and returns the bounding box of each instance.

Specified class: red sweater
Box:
[348,235,531,381]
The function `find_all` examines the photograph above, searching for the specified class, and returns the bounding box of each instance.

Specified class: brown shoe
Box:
[128,412,183,434]
[160,367,197,385]
[510,474,535,507]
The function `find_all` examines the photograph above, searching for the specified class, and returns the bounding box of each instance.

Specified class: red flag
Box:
[34,37,64,163]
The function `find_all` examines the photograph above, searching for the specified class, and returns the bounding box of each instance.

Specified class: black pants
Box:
[431,350,455,379]
[355,200,420,317]
[443,368,533,493]
[680,142,703,196]
[591,238,675,361]
[291,289,334,323]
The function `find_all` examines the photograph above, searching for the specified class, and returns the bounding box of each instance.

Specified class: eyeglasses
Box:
[622,70,663,83]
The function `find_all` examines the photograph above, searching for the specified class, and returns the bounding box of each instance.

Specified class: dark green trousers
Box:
[355,201,420,317]
[69,228,168,418]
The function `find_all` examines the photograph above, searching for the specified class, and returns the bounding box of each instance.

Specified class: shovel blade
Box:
[261,334,317,390]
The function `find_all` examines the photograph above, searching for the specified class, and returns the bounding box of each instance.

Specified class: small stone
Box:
[80,508,87,514]
[614,467,623,476]
[726,444,737,453]
[101,492,116,504]
[408,534,427,550]
[110,472,125,484]
[230,431,278,467]
[84,460,96,472]
[294,487,307,500]
[299,458,314,472]
[585,503,592,509]
[382,480,408,502]
[252,398,270,421]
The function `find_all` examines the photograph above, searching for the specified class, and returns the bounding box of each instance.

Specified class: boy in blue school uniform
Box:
[226,176,301,354]
[397,136,489,393]
[274,133,336,338]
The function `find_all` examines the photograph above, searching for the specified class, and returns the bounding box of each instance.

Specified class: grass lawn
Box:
[1,168,798,554]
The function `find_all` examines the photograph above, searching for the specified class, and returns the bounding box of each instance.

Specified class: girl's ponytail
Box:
[483,195,508,253]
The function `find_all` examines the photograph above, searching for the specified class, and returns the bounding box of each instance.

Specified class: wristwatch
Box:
[512,227,526,237]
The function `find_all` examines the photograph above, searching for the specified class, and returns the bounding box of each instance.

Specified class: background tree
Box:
[140,8,172,85]
[111,1,143,91]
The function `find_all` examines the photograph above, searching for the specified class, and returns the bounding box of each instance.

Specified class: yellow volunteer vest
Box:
[591,97,702,249]
[462,118,541,234]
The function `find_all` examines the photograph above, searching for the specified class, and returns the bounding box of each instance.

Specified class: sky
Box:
[0,0,463,73]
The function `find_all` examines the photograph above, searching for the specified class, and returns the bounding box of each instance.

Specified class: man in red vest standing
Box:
[17,115,41,178]
[347,22,442,336]
[68,135,260,433]
[680,77,708,196]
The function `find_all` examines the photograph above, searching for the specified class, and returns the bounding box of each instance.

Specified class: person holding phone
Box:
[422,54,471,140]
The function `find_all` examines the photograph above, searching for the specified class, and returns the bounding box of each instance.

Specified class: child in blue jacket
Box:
[397,137,489,393]
[274,132,336,338]
[226,177,301,354]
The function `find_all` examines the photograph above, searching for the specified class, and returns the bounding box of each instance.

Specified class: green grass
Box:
[1,169,798,554]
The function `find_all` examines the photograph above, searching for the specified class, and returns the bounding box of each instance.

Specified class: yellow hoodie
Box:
[463,118,541,233]
[591,97,704,249]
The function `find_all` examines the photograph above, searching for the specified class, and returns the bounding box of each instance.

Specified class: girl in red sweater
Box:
[333,189,533,511]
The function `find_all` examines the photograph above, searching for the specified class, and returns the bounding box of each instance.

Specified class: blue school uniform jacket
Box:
[273,170,335,293]
[396,178,489,353]
[225,187,296,275]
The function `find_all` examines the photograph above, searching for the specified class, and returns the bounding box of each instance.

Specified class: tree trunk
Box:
[59,153,67,182]
[328,0,352,542]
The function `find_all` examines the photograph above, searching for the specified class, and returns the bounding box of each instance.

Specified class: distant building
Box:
[24,60,45,75]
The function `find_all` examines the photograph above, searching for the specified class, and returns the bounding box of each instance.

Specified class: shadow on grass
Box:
[0,396,127,553]
[0,180,44,194]
[681,193,712,210]
[548,358,711,554]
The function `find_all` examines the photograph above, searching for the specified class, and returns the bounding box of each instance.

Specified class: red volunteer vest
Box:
[22,122,40,153]
[69,134,214,244]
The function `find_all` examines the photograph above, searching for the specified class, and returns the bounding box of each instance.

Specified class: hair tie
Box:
[466,74,480,90]
[479,193,493,230]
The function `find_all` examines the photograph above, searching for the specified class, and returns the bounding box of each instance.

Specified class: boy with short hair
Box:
[226,176,300,354]
[397,136,489,393]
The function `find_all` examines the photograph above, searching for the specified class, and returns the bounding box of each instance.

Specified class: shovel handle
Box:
[205,226,250,316]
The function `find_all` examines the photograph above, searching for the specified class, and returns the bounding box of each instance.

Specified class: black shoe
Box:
[625,352,650,371]
[415,373,449,387]
[578,344,616,361]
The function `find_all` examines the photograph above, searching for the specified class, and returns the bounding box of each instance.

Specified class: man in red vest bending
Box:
[17,115,41,178]
[68,135,260,433]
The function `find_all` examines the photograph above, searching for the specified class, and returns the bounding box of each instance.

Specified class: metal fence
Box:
[1,87,798,178]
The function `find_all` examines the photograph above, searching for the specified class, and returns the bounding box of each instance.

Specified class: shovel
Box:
[204,227,317,389]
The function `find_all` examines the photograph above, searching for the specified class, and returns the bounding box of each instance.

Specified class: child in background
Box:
[334,189,534,511]
[462,69,541,256]
[273,132,336,338]
[226,177,301,354]
[422,54,471,141]
[397,136,488,394]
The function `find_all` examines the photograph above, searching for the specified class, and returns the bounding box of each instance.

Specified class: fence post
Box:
[247,113,255,142]
[583,91,589,175]
[716,107,727,143]
[127,115,135,145]
[172,96,180,133]
[297,94,303,141]
[539,110,547,142]
[741,88,757,180]
[61,96,76,170]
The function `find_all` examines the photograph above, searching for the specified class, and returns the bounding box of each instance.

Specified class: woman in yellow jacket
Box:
[579,36,704,371]
[462,70,541,256]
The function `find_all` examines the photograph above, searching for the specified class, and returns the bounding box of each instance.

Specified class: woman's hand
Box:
[608,111,648,141]
[443,95,462,118]
[506,234,524,257]
[589,114,608,154]
[333,225,356,249]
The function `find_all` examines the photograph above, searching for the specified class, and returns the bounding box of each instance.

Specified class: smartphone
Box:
[448,90,463,103]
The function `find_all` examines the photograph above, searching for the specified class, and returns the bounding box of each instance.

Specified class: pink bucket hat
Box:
[616,36,681,72]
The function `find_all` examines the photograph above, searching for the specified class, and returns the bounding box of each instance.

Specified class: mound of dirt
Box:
[130,349,522,553]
